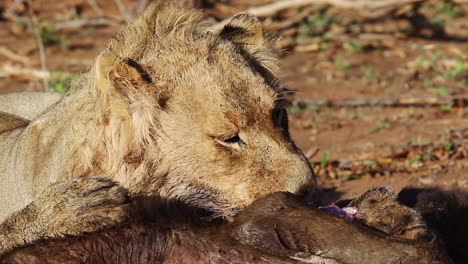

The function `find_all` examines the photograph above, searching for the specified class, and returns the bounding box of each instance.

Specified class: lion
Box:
[0,92,62,120]
[0,2,315,256]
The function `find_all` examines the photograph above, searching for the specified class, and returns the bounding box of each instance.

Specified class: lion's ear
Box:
[95,51,152,94]
[219,13,266,49]
[219,13,280,82]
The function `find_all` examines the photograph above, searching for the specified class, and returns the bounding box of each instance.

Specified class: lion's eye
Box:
[216,134,244,149]
[224,135,241,144]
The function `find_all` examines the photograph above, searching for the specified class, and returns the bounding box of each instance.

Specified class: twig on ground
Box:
[209,0,424,32]
[3,0,27,21]
[0,47,32,65]
[113,0,130,22]
[265,5,318,30]
[275,36,297,49]
[87,0,104,16]
[292,95,468,108]
[54,17,123,30]
[0,64,50,80]
[305,147,320,160]
[27,2,50,91]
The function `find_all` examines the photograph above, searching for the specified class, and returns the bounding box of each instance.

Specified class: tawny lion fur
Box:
[0,2,314,256]
[0,92,62,120]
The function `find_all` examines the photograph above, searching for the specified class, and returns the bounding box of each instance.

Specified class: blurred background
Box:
[1,0,468,202]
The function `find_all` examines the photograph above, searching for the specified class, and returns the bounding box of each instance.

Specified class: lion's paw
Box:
[35,176,130,237]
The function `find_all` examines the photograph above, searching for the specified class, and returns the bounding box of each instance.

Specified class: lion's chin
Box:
[134,180,242,221]
[177,186,241,222]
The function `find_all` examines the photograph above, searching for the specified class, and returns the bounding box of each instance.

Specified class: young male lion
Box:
[0,2,315,255]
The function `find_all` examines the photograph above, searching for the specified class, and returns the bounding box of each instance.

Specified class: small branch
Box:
[305,147,320,160]
[113,0,130,22]
[87,0,104,16]
[53,17,123,30]
[0,64,50,80]
[210,0,424,32]
[0,47,32,65]
[266,5,318,30]
[27,2,49,91]
[3,0,27,21]
[292,95,468,108]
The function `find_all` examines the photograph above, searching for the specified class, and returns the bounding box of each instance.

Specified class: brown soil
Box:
[283,40,468,200]
[0,0,467,204]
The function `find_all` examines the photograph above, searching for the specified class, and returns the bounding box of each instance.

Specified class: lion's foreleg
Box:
[0,176,130,257]
[0,202,48,255]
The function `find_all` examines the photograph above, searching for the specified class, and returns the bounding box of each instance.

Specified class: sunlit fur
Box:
[0,2,315,222]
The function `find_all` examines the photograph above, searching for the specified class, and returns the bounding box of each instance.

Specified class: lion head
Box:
[84,2,315,218]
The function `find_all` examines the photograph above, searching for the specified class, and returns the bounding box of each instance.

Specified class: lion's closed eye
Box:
[215,134,245,149]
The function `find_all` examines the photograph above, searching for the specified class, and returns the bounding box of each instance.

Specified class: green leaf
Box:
[444,140,454,151]
[321,152,329,169]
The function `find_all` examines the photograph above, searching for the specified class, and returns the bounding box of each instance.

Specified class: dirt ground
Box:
[1,0,467,203]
